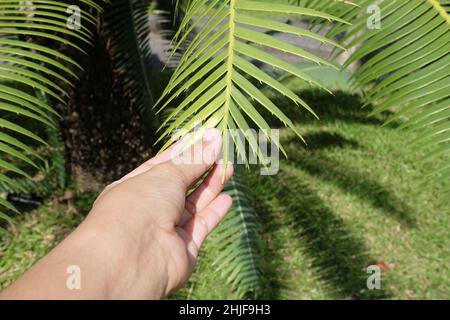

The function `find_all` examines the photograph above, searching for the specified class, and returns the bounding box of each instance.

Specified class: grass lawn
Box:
[1,84,449,299]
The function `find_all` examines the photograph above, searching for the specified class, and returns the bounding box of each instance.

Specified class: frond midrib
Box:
[223,0,236,125]
[427,0,450,25]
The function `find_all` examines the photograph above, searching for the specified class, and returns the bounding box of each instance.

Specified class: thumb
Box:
[157,128,223,188]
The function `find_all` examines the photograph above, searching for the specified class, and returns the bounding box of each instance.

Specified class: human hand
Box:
[1,128,233,300]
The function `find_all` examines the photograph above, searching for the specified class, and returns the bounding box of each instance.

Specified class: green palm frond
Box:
[156,0,350,175]
[104,0,156,117]
[211,171,263,298]
[336,0,450,181]
[0,176,53,194]
[0,1,102,220]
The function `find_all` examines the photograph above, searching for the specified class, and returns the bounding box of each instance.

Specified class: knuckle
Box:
[153,162,189,186]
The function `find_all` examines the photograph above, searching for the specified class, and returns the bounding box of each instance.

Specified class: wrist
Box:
[78,209,170,299]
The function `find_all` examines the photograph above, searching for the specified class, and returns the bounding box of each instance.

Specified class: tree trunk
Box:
[58,27,152,192]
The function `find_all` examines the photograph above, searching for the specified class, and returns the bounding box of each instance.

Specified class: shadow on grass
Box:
[284,133,417,228]
[245,91,415,298]
[264,90,400,128]
[300,131,360,151]
[273,90,416,227]
[283,174,390,299]
[251,169,390,299]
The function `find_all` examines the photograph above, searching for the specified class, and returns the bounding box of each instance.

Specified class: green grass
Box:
[1,84,449,298]
[0,194,93,289]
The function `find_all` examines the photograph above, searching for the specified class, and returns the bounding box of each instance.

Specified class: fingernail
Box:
[217,159,233,166]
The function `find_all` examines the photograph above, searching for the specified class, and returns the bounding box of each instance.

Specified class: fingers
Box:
[156,128,223,189]
[182,193,233,257]
[179,161,234,227]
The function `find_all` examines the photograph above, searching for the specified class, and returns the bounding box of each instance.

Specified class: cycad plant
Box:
[0,1,103,222]
[0,0,449,297]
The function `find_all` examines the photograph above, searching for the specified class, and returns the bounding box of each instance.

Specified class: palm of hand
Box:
[91,129,233,298]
